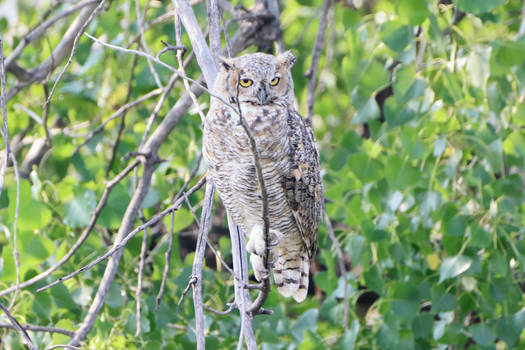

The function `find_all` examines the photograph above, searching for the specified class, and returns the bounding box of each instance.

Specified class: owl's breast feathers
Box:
[203,103,323,258]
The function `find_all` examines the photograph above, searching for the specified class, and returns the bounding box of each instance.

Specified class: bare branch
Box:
[173,11,207,123]
[7,152,20,310]
[174,0,219,85]
[191,179,215,350]
[135,0,163,88]
[38,176,206,294]
[0,302,36,350]
[68,7,278,345]
[72,87,163,155]
[0,32,22,310]
[203,302,236,315]
[0,31,10,211]
[228,215,257,350]
[0,159,140,298]
[105,55,139,176]
[0,323,75,337]
[44,0,108,109]
[207,0,222,57]
[135,225,148,337]
[83,32,236,111]
[157,154,203,308]
[5,0,99,69]
[305,0,333,124]
[45,346,82,350]
[127,11,176,49]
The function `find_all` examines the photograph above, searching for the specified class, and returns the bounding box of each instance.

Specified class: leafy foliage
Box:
[1,0,525,349]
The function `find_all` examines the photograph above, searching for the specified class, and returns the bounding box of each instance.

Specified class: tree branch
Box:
[0,323,75,337]
[305,0,333,124]
[0,159,140,298]
[0,302,36,350]
[191,179,215,350]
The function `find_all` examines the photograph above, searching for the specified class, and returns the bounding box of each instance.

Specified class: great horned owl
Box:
[203,52,323,302]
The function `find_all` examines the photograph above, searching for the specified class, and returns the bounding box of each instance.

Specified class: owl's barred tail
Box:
[273,248,310,302]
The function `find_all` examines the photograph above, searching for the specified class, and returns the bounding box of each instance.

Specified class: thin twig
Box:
[37,176,206,293]
[156,209,176,309]
[135,225,148,337]
[6,2,103,101]
[203,302,236,315]
[173,10,207,123]
[73,87,162,155]
[0,159,140,298]
[0,32,10,219]
[136,0,163,88]
[231,76,271,315]
[156,156,203,308]
[7,152,20,310]
[84,32,237,112]
[44,0,107,112]
[127,11,176,49]
[0,323,75,337]
[45,346,82,350]
[0,302,36,350]
[5,0,99,69]
[0,32,22,310]
[305,0,333,124]
[157,40,187,59]
[324,210,349,331]
[42,83,52,146]
[183,190,234,275]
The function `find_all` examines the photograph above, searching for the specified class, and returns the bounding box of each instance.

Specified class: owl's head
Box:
[215,51,296,106]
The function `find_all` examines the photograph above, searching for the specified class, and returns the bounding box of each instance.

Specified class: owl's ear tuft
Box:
[218,56,234,71]
[277,50,296,69]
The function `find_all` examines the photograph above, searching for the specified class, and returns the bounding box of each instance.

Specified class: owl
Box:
[203,51,323,302]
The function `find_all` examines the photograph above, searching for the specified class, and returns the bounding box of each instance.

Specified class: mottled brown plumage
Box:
[203,52,323,302]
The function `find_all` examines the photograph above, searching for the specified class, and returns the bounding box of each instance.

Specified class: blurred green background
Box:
[1,0,525,348]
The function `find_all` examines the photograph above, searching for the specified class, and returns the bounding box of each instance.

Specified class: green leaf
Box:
[352,97,380,124]
[385,155,421,190]
[432,293,457,313]
[469,323,495,346]
[439,255,472,283]
[397,0,430,25]
[290,309,318,342]
[9,180,52,231]
[347,154,384,183]
[381,21,413,52]
[453,0,506,15]
[338,320,360,349]
[64,189,96,228]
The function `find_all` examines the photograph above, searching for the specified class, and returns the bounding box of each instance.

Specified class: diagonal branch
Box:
[37,176,206,294]
[0,302,36,350]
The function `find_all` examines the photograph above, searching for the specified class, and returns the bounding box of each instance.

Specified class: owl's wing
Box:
[283,110,324,258]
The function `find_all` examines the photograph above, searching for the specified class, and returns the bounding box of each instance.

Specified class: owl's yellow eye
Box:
[270,77,280,86]
[239,78,253,87]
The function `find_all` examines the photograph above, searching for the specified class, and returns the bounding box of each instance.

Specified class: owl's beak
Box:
[257,86,267,105]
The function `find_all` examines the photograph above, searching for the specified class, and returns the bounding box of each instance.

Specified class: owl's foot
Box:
[246,226,282,256]
[250,254,268,281]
